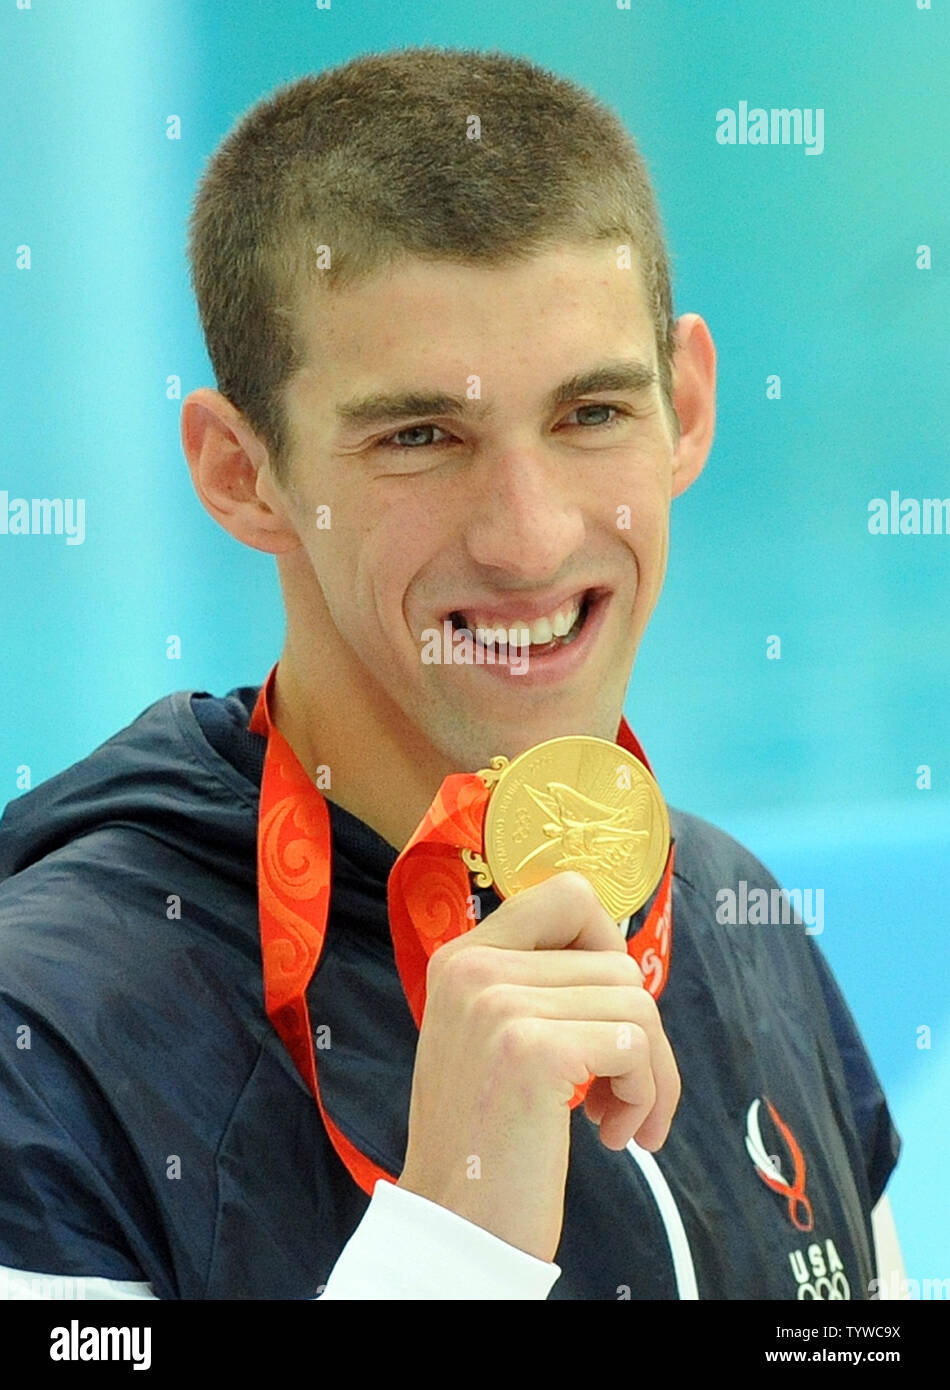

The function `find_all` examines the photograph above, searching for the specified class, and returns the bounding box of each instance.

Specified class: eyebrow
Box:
[333,358,659,431]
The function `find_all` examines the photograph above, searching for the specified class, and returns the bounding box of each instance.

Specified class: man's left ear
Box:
[668,313,717,499]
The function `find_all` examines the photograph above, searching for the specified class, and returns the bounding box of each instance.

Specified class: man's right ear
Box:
[180,388,302,555]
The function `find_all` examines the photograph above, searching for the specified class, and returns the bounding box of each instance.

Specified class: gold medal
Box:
[461,735,670,921]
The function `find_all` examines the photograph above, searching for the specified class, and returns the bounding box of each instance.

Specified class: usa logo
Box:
[745,1096,814,1232]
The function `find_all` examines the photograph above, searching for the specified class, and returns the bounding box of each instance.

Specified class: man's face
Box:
[276,242,683,770]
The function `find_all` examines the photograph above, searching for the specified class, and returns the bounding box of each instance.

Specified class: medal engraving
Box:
[480,736,669,920]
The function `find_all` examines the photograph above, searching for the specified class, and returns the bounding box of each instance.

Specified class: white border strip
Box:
[626,1142,699,1299]
[0,1264,157,1300]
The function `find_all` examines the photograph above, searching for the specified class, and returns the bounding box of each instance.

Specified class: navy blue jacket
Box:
[0,684,900,1299]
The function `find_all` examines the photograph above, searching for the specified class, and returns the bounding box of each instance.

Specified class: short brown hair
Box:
[186,45,678,486]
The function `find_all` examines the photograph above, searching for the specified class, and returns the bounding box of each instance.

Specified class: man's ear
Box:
[668,314,717,499]
[180,387,302,555]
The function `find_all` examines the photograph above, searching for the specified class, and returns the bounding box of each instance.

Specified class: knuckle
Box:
[468,981,518,1029]
[629,983,659,1024]
[624,1022,650,1062]
[496,1014,544,1068]
[627,1060,657,1110]
[550,869,601,913]
[622,952,645,986]
[429,943,498,999]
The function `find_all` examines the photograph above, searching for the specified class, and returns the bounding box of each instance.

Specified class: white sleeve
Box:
[317,1178,562,1300]
[2,1183,562,1301]
[871,1194,909,1299]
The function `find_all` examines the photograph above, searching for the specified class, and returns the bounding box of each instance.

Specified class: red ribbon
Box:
[249,660,675,1195]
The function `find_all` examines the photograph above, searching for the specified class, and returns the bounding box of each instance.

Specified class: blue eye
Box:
[376,403,631,453]
[566,404,626,428]
[379,424,452,450]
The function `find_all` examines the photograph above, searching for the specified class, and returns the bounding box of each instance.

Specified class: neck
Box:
[270,635,455,855]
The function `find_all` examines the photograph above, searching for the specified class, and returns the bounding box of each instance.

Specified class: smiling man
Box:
[0,46,902,1301]
[217,246,698,855]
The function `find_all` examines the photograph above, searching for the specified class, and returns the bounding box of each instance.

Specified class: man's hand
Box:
[396,870,681,1263]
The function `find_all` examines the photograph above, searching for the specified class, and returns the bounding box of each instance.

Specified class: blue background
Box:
[2,1,947,1288]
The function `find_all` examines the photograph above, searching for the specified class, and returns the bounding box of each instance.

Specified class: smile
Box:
[448,590,593,657]
[435,587,613,686]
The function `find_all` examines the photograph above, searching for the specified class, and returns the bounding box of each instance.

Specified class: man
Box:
[0,46,902,1300]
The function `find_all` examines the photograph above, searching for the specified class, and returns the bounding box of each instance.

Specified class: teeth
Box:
[551,602,579,638]
[459,596,583,647]
[526,617,553,646]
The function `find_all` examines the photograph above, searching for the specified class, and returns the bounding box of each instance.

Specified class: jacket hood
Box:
[0,687,265,889]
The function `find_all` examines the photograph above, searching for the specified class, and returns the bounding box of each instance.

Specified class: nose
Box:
[463,448,586,580]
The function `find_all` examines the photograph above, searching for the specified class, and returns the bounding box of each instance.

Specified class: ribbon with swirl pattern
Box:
[249,660,674,1195]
